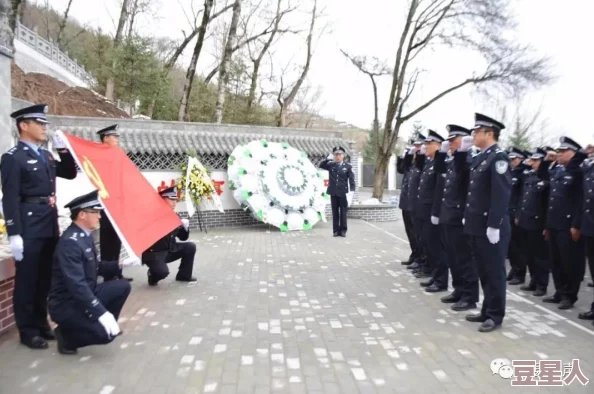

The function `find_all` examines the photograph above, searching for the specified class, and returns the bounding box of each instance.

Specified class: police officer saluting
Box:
[319,146,356,237]
[464,113,511,333]
[507,148,529,285]
[48,190,131,355]
[97,124,133,282]
[543,137,586,309]
[1,104,77,349]
[397,139,422,266]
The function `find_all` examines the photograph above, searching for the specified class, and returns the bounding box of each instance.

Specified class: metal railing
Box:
[15,22,97,87]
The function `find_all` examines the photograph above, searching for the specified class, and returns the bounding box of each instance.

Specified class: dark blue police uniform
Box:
[48,190,131,354]
[142,186,197,285]
[515,148,551,295]
[463,114,511,331]
[437,125,479,310]
[579,157,594,321]
[416,130,449,290]
[319,146,356,237]
[507,148,530,284]
[397,141,422,265]
[544,137,586,309]
[1,104,77,348]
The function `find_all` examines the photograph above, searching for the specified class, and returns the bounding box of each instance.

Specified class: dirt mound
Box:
[11,64,130,119]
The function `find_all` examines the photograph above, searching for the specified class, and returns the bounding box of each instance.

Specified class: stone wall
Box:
[0,276,15,335]
[347,204,400,222]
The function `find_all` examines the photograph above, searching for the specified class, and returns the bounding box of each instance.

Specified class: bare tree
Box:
[365,0,552,200]
[214,0,242,123]
[56,0,73,47]
[341,50,390,147]
[285,83,324,128]
[105,0,131,101]
[496,98,554,150]
[276,0,319,127]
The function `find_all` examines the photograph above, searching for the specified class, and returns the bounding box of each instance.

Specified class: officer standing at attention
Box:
[578,142,594,324]
[96,124,133,282]
[507,148,530,285]
[515,148,551,297]
[405,135,427,275]
[463,113,511,333]
[416,130,448,292]
[48,190,131,355]
[543,137,586,310]
[1,104,77,349]
[397,139,422,266]
[436,127,479,311]
[319,146,356,237]
[142,185,197,285]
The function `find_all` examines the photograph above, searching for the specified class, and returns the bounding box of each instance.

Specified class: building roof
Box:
[45,116,353,156]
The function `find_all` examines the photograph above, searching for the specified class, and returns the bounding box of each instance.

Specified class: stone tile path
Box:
[0,215,593,394]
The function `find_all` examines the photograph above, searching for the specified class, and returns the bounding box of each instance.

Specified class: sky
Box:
[37,0,594,147]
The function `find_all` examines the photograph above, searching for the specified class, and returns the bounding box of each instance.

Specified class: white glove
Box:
[9,235,24,261]
[462,218,465,226]
[440,141,450,153]
[98,311,121,338]
[327,153,334,160]
[459,136,474,152]
[420,145,426,155]
[486,227,500,244]
[431,216,439,225]
[181,218,189,230]
[52,132,67,149]
[408,146,417,155]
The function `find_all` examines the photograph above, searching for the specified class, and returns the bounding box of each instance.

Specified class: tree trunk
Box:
[214,0,242,124]
[7,0,22,54]
[372,151,390,201]
[247,59,260,109]
[146,97,156,118]
[126,0,139,38]
[277,105,286,127]
[105,0,130,101]
[178,0,214,122]
[56,0,73,47]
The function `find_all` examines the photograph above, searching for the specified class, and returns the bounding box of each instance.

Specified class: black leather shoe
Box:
[55,327,77,355]
[176,276,198,283]
[420,280,434,287]
[406,262,419,270]
[588,282,593,288]
[441,293,461,304]
[148,272,158,286]
[558,300,574,310]
[451,301,476,311]
[508,278,524,285]
[465,313,486,323]
[401,260,412,266]
[533,289,546,297]
[425,284,447,293]
[520,284,536,291]
[333,232,340,237]
[21,336,48,350]
[578,310,594,320]
[478,319,500,333]
[543,296,560,304]
[414,272,432,279]
[340,231,346,238]
[40,328,56,340]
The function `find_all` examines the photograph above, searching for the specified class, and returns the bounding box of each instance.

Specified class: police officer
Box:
[1,104,77,349]
[543,137,586,309]
[405,135,428,274]
[507,147,530,285]
[579,143,594,324]
[464,113,511,333]
[48,190,131,355]
[436,126,479,311]
[319,146,356,237]
[96,124,133,282]
[397,139,422,266]
[416,130,448,291]
[142,185,197,285]
[515,148,551,296]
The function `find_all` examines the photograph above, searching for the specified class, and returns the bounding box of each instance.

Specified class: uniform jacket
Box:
[397,154,413,211]
[48,224,120,323]
[516,160,550,231]
[415,153,446,221]
[143,214,190,254]
[438,151,470,226]
[319,160,356,197]
[509,163,529,217]
[463,144,512,236]
[407,154,425,218]
[546,152,586,231]
[582,159,594,237]
[1,141,77,238]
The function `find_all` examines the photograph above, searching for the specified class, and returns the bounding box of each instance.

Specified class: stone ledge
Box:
[348,203,399,222]
[349,203,398,210]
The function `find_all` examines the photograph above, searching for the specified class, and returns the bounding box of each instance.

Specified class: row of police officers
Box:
[397,112,594,332]
[1,104,197,354]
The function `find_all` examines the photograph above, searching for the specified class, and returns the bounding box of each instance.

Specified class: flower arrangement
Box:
[0,214,6,241]
[177,154,216,205]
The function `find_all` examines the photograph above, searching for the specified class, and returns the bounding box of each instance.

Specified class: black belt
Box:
[20,196,50,204]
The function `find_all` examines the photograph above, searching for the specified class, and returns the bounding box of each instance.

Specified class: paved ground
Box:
[1,214,593,394]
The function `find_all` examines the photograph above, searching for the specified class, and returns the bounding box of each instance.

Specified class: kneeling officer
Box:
[48,190,131,355]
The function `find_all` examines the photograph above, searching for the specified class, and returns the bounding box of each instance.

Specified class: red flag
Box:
[59,131,181,261]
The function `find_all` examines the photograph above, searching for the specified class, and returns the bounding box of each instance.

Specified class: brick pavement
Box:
[0,215,593,394]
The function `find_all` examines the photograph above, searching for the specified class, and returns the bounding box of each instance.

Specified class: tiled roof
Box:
[45,116,352,157]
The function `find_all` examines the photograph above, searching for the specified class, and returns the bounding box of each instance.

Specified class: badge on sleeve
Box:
[495,160,508,174]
